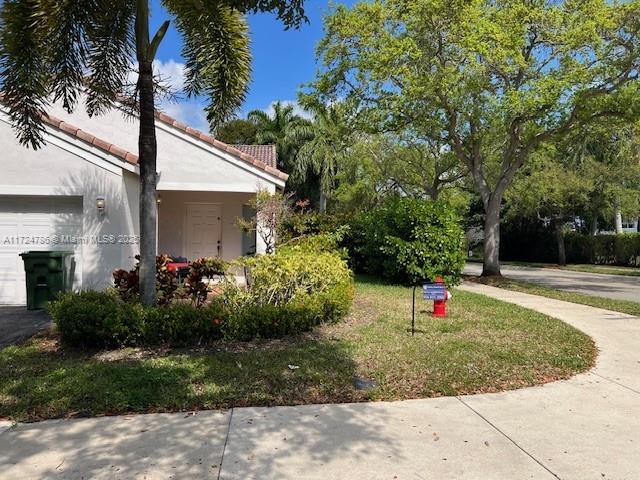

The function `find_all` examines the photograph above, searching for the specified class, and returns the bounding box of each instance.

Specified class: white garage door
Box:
[0,196,83,305]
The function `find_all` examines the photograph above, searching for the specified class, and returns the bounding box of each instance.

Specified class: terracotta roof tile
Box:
[152,110,287,181]
[232,144,278,169]
[39,114,139,166]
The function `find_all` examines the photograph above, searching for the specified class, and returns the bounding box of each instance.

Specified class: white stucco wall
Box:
[0,114,139,292]
[48,101,284,192]
[158,190,255,261]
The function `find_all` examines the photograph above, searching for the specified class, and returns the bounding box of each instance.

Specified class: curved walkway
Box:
[1,284,639,479]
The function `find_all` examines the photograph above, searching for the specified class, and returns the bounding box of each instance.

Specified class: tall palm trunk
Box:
[136,0,158,306]
[319,189,327,213]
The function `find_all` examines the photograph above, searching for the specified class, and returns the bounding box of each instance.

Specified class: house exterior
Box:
[0,101,286,306]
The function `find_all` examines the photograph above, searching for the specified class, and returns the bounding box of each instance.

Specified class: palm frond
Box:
[85,0,135,116]
[164,0,251,130]
[0,0,51,148]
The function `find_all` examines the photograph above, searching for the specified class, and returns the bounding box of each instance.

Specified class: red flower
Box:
[212,318,221,325]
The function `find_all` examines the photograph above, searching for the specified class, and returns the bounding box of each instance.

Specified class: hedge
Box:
[49,237,354,348]
[565,233,640,266]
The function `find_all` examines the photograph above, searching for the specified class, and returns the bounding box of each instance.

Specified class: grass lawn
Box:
[0,277,596,422]
[467,275,640,317]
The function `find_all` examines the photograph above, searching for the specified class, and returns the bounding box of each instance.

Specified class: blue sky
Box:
[150,0,356,130]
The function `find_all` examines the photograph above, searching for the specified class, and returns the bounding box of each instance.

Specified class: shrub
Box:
[223,246,354,339]
[184,257,227,307]
[565,233,640,266]
[48,291,144,348]
[112,254,178,305]
[142,301,225,346]
[349,197,466,285]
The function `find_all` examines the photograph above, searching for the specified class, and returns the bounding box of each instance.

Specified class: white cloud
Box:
[157,99,210,132]
[128,59,209,132]
[263,100,313,120]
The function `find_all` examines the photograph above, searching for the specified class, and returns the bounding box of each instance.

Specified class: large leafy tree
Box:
[310,0,640,276]
[0,0,306,305]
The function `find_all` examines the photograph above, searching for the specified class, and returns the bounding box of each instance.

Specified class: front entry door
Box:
[185,203,222,259]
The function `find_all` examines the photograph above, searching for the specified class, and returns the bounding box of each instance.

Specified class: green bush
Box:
[48,291,144,348]
[49,291,225,348]
[223,245,354,340]
[565,233,640,266]
[142,301,225,346]
[348,197,466,285]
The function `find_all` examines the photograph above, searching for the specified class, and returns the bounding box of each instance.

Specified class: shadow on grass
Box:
[0,332,366,422]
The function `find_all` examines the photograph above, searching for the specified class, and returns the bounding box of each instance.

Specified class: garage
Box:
[0,195,83,305]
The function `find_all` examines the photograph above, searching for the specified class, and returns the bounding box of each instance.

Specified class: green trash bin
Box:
[19,251,75,310]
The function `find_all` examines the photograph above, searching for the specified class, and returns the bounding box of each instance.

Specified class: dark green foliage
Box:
[348,198,465,285]
[500,218,557,263]
[112,254,178,305]
[51,236,353,348]
[48,291,144,348]
[142,301,225,346]
[215,118,258,144]
[49,292,224,348]
[565,233,640,266]
[184,257,228,307]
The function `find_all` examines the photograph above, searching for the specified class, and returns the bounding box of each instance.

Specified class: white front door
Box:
[184,203,222,260]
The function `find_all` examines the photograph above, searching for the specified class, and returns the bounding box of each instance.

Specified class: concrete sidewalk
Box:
[1,284,639,479]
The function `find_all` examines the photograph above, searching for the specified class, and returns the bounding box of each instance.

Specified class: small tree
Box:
[238,190,292,254]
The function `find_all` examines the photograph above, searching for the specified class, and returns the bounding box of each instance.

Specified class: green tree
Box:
[215,118,258,144]
[248,100,309,172]
[288,103,351,212]
[310,0,640,276]
[506,146,591,265]
[0,0,306,304]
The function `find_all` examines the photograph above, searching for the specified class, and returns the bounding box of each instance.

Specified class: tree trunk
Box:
[554,218,566,265]
[482,197,502,276]
[590,217,598,236]
[614,198,623,234]
[136,0,157,306]
[319,189,327,214]
[137,60,158,306]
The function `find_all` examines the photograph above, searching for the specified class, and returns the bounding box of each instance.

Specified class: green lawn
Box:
[0,277,596,422]
[468,275,640,317]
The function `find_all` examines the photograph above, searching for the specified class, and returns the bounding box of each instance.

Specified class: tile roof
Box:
[232,144,278,169]
[42,114,139,165]
[154,112,288,181]
[0,95,288,182]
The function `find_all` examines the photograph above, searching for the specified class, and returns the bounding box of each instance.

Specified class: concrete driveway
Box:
[465,262,640,302]
[1,284,639,479]
[0,307,51,349]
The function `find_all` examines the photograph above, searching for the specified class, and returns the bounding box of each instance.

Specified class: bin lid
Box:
[19,251,74,258]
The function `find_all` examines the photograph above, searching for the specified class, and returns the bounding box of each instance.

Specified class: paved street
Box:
[0,307,51,349]
[1,284,639,479]
[465,262,640,302]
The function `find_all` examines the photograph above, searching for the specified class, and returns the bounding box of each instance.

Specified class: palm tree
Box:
[248,101,308,172]
[289,103,349,213]
[0,0,306,305]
